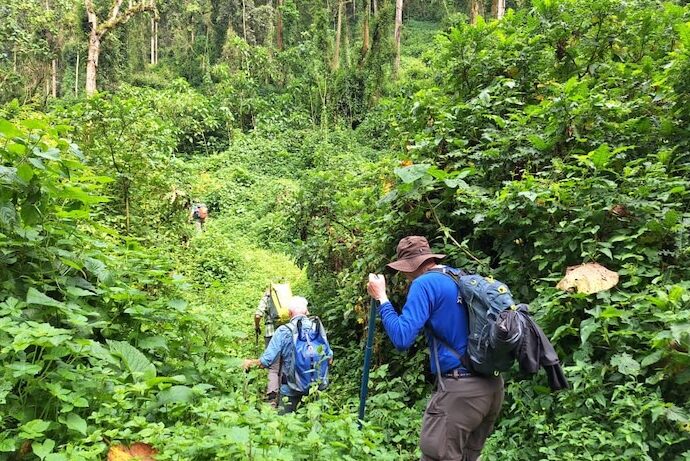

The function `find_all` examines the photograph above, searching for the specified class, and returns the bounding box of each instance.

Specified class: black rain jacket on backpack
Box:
[497,305,568,391]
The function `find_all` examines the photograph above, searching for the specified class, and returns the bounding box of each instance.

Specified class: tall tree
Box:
[333,0,344,70]
[491,0,505,19]
[276,0,283,50]
[361,0,370,59]
[469,0,482,24]
[393,0,402,76]
[150,16,159,64]
[84,0,157,95]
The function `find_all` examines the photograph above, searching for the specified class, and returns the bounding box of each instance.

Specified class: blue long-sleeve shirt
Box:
[378,268,469,374]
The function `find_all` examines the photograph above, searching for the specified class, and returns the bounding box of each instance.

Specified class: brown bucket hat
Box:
[386,236,446,273]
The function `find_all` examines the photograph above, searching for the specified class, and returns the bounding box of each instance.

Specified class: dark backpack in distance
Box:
[285,317,332,394]
[430,268,524,376]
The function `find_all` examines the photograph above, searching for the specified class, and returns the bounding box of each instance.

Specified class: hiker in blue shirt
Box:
[367,236,504,461]
[244,296,333,414]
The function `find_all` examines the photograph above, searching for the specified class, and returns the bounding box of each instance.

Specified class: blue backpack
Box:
[285,317,332,394]
[429,268,524,376]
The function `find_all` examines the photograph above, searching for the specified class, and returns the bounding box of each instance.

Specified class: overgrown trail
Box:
[159,138,421,460]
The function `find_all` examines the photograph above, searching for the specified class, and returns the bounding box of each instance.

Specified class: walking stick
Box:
[358,297,378,429]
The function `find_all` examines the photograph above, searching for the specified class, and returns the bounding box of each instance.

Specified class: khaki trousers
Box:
[265,336,281,397]
[420,375,504,461]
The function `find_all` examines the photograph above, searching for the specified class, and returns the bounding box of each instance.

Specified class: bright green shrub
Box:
[0,117,197,459]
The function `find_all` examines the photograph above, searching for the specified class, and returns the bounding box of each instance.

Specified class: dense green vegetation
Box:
[2,0,690,459]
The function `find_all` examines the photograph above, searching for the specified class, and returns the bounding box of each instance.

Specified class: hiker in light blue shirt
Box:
[244,296,333,413]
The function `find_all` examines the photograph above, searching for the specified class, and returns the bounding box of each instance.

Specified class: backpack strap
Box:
[430,335,446,392]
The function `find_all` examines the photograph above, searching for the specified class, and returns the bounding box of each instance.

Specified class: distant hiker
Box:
[189,202,208,232]
[367,236,504,461]
[244,296,333,414]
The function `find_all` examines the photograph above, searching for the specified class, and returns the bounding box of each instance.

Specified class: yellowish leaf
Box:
[108,445,132,461]
[556,262,619,294]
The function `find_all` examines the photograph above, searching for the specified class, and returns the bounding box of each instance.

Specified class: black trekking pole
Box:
[358,297,378,429]
[254,322,260,353]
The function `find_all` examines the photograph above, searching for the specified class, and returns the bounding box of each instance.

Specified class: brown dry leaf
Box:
[108,443,157,461]
[556,262,619,294]
[129,443,157,460]
[108,445,132,461]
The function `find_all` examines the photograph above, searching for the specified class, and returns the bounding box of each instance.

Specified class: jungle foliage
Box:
[1,0,690,460]
[295,1,690,459]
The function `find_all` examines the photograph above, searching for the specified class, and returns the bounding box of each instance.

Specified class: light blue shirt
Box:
[259,316,333,396]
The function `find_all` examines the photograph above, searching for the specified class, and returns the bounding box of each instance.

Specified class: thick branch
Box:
[109,0,124,24]
[97,1,158,36]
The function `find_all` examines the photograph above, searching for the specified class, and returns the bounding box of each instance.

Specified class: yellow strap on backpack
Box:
[270,283,292,324]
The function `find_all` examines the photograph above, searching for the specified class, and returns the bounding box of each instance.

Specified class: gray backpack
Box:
[429,268,524,376]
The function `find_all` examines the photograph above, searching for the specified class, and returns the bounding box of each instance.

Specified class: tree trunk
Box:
[52,59,57,97]
[344,7,350,68]
[154,19,158,64]
[361,0,370,58]
[45,63,50,97]
[393,0,403,76]
[276,0,283,50]
[469,0,482,25]
[242,0,247,41]
[491,0,505,19]
[84,0,157,95]
[85,0,100,96]
[75,51,79,97]
[85,30,100,96]
[333,0,343,70]
[373,0,377,15]
[150,17,155,64]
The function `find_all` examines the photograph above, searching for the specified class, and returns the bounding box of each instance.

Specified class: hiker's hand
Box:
[243,359,258,371]
[367,273,388,303]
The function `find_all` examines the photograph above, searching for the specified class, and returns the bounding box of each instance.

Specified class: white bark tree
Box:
[469,0,483,25]
[491,0,505,19]
[84,0,157,95]
[393,0,403,76]
[333,0,344,70]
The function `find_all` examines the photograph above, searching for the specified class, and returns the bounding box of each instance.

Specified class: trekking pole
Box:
[358,297,378,429]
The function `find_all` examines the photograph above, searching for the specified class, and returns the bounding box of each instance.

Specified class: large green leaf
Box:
[19,419,51,439]
[0,203,17,226]
[0,119,22,138]
[26,288,64,308]
[394,164,431,183]
[107,340,156,381]
[64,413,87,435]
[157,385,194,406]
[32,439,55,460]
[610,353,641,376]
